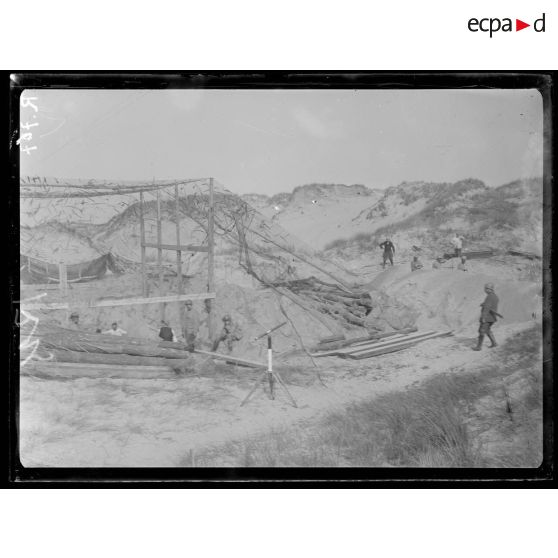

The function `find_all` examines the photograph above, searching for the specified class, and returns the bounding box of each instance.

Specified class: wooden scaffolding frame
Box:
[22,177,216,341]
[138,177,216,340]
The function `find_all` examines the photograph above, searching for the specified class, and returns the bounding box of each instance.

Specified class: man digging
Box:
[473,282,502,351]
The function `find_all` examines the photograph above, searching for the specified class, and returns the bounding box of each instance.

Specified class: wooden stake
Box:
[175,184,183,295]
[58,262,67,297]
[208,178,215,340]
[157,188,164,320]
[175,184,183,335]
[139,190,147,296]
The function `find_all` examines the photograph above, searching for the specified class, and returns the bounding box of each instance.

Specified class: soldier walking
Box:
[473,282,502,351]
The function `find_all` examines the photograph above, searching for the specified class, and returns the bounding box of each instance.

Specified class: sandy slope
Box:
[19,321,535,467]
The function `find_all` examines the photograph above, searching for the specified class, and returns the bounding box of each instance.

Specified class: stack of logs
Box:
[270,277,373,328]
[20,320,195,373]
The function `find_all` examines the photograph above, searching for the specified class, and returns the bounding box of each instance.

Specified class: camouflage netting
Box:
[20,177,422,359]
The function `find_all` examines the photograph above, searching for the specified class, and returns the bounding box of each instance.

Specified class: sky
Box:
[19,88,543,195]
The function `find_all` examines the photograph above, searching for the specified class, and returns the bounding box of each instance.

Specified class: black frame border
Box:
[5,71,556,486]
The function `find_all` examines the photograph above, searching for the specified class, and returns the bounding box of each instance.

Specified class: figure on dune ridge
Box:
[379,238,395,269]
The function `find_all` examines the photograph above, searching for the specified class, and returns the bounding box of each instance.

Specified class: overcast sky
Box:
[20,88,543,195]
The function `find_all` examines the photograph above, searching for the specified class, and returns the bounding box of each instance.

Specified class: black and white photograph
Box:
[10,75,550,475]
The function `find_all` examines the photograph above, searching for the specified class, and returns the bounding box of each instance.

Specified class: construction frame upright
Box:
[138,178,216,340]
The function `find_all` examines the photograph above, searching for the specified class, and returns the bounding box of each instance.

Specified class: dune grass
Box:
[189,325,543,467]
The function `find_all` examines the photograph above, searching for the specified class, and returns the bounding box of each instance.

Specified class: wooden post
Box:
[157,188,164,320]
[175,183,183,336]
[58,262,67,297]
[208,178,215,341]
[139,190,147,296]
[175,184,183,294]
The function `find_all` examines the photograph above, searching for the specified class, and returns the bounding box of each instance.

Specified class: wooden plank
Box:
[317,328,419,352]
[21,292,216,310]
[507,250,541,260]
[312,330,437,357]
[23,361,176,379]
[27,361,171,371]
[41,339,193,359]
[318,334,346,345]
[193,349,266,369]
[20,177,206,191]
[343,330,439,356]
[347,341,418,360]
[346,331,452,359]
[347,334,451,360]
[442,250,494,260]
[208,177,215,341]
[142,242,208,253]
[140,190,147,296]
[48,349,193,368]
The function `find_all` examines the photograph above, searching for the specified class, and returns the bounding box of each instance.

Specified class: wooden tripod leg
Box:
[268,371,275,400]
[240,373,266,407]
[273,372,298,408]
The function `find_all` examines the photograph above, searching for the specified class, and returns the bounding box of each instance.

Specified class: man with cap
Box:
[212,314,243,353]
[473,283,502,351]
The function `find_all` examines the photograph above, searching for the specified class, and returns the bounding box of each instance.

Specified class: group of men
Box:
[68,302,242,355]
[380,233,468,273]
[158,299,242,354]
[376,235,501,351]
[68,312,127,336]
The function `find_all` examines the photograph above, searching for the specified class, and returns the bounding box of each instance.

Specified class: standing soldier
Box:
[473,283,502,351]
[379,238,396,269]
[181,299,200,352]
[451,233,464,259]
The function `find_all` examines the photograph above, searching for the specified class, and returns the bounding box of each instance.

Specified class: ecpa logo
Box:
[468,13,546,37]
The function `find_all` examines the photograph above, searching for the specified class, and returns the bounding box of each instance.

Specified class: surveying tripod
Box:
[240,321,298,408]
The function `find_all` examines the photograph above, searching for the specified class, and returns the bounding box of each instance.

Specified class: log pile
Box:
[270,277,373,328]
[20,321,195,375]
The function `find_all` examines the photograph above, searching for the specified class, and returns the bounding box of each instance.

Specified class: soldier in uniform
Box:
[181,299,200,352]
[379,238,396,268]
[473,283,501,351]
[212,314,243,353]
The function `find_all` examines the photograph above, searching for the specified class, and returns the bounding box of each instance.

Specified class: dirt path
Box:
[19,322,532,467]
